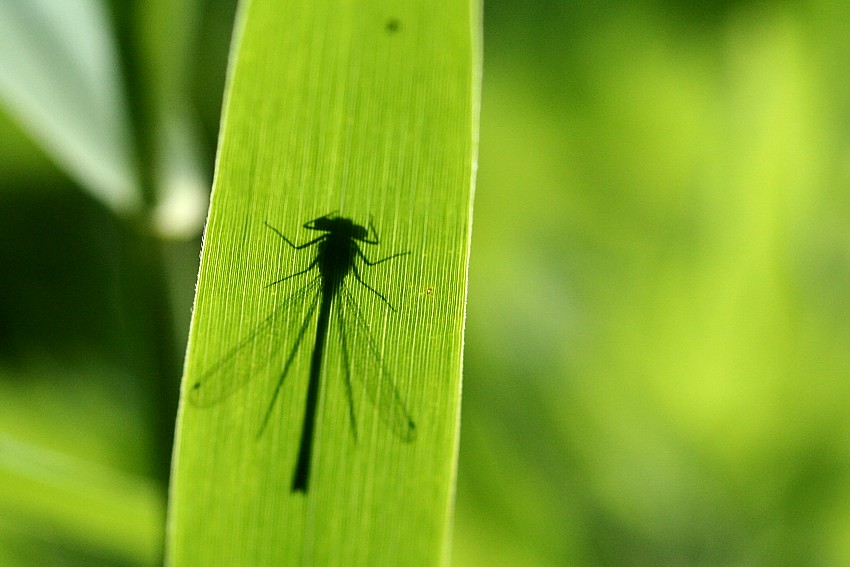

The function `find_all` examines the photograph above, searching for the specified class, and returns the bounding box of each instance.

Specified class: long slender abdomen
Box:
[291,286,334,492]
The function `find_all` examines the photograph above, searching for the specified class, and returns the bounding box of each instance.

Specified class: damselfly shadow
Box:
[189,213,416,493]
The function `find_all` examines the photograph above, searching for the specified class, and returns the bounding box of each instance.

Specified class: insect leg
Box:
[266,257,318,287]
[264,221,325,249]
[350,263,396,310]
[358,249,410,266]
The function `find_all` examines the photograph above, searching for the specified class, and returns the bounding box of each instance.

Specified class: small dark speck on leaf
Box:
[385,18,401,34]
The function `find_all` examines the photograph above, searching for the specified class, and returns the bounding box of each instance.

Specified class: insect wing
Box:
[334,288,416,442]
[188,278,321,407]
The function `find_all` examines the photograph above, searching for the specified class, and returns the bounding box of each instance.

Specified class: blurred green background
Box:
[2,0,850,565]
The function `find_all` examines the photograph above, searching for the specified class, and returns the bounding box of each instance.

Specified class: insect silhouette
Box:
[189,213,416,493]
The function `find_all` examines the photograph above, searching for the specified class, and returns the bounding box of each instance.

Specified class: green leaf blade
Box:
[168,0,479,564]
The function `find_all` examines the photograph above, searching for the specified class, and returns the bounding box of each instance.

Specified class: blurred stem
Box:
[105,0,188,490]
[131,230,181,488]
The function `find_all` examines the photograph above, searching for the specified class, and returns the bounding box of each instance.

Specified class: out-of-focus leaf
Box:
[0,0,140,214]
[0,434,163,566]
